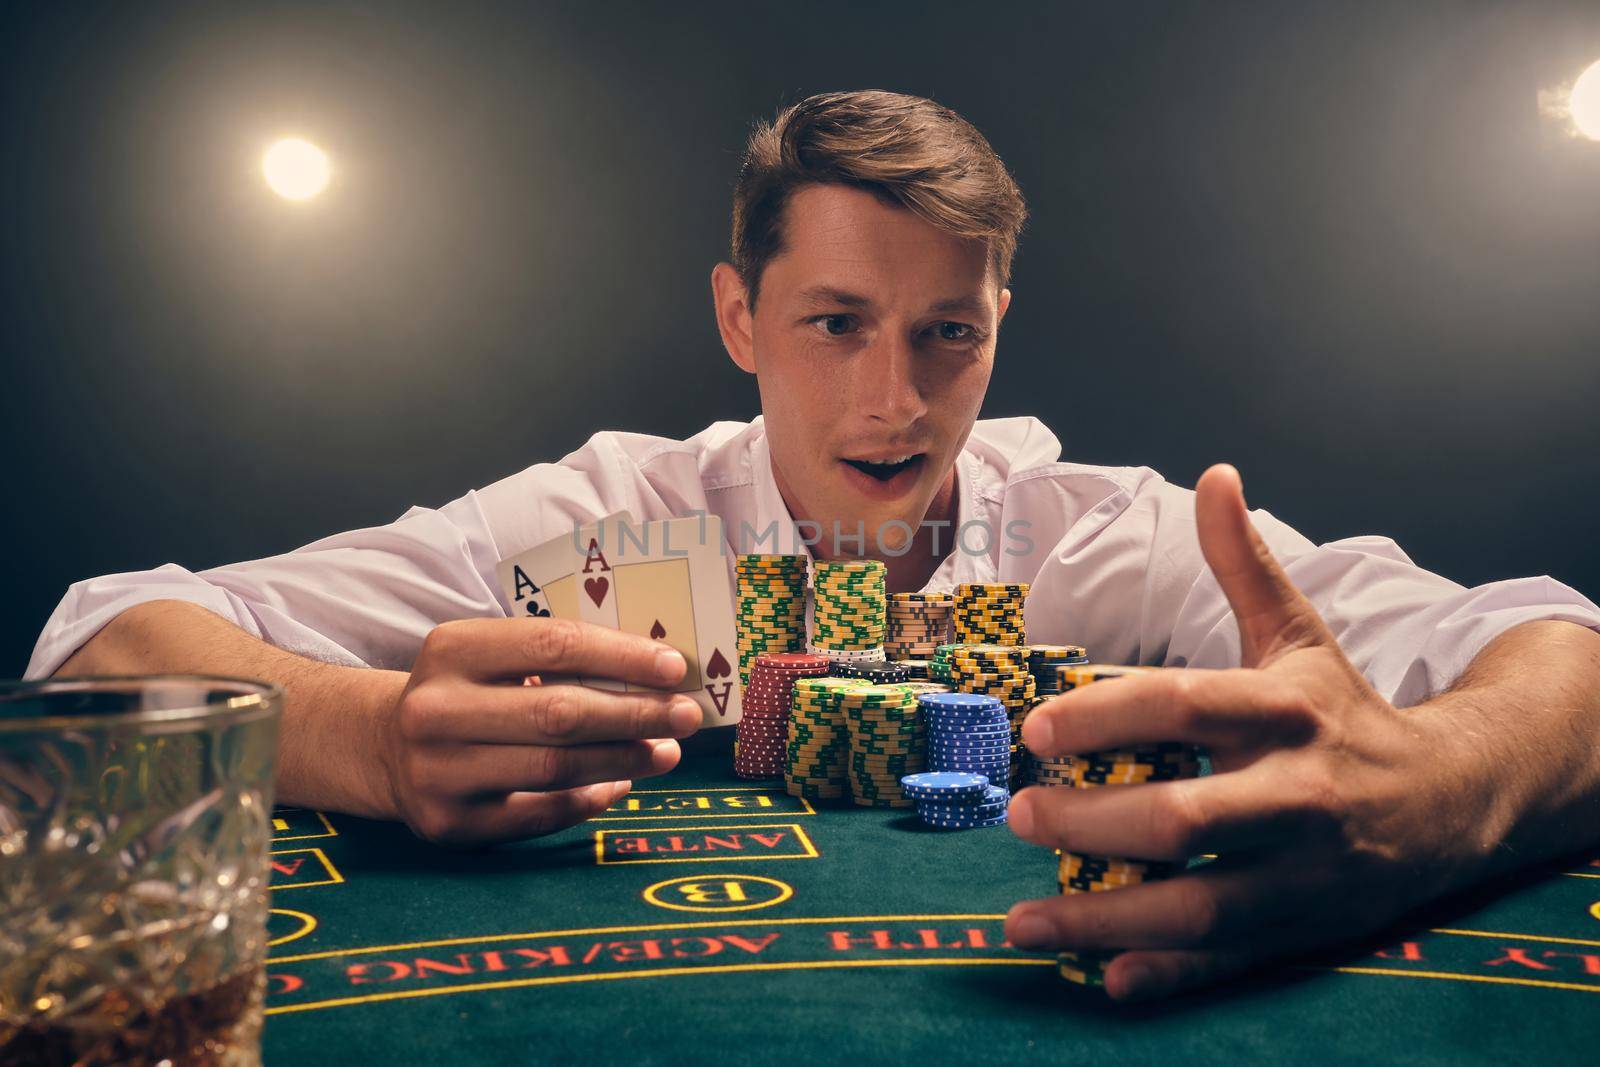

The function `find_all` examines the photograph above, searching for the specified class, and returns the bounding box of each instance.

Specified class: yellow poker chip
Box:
[957,581,1030,595]
[1055,664,1153,690]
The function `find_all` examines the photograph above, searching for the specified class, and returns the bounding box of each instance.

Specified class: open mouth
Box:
[842,454,925,482]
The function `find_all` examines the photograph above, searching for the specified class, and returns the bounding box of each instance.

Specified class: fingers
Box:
[1102,944,1274,1003]
[414,780,632,848]
[422,617,689,687]
[1021,667,1313,756]
[1194,464,1335,666]
[1004,856,1300,953]
[1008,769,1317,861]
[400,683,703,746]
[434,738,682,796]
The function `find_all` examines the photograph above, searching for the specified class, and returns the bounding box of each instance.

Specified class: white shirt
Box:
[28,416,1600,708]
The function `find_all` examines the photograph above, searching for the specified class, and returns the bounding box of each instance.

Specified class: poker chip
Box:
[911,775,1011,828]
[736,554,809,686]
[785,675,860,798]
[1050,665,1206,989]
[735,651,831,779]
[885,590,953,659]
[810,560,887,653]
[938,644,1039,790]
[1027,644,1088,694]
[898,771,988,798]
[953,584,1028,646]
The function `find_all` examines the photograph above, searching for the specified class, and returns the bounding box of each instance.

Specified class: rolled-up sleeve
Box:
[1021,471,1600,708]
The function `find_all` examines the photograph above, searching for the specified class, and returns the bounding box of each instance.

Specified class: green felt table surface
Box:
[262,730,1600,1064]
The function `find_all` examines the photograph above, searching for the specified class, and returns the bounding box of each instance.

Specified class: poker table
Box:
[261,730,1600,1063]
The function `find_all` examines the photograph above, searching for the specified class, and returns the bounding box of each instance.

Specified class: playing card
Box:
[576,514,742,726]
[495,511,632,684]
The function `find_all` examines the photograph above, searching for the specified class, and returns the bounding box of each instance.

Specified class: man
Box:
[30,90,1600,1002]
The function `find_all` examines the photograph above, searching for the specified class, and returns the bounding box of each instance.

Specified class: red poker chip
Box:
[745,673,821,685]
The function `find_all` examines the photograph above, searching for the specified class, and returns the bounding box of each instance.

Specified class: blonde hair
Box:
[731,90,1028,312]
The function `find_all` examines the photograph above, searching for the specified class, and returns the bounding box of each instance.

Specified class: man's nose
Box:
[855,332,927,429]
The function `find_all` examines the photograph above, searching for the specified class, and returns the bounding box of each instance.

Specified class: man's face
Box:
[713,184,1011,556]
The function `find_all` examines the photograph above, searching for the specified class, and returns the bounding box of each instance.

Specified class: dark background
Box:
[4,1,1598,676]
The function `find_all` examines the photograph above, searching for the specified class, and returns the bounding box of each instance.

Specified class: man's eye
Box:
[806,316,979,342]
[933,322,976,342]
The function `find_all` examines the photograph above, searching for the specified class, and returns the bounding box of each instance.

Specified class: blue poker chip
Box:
[930,753,1010,766]
[928,755,1008,767]
[922,704,1008,716]
[925,727,1012,741]
[922,709,1009,722]
[918,784,1010,810]
[917,800,1008,819]
[927,738,1013,751]
[918,812,1009,829]
[928,754,1012,767]
[898,771,988,797]
[924,722,1010,736]
[929,758,1009,772]
[928,770,1007,788]
[917,692,1005,712]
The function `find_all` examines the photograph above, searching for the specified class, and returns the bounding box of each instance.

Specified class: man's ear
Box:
[996,287,1012,326]
[711,262,757,374]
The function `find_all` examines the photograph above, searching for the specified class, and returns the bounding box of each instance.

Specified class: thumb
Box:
[1194,464,1335,667]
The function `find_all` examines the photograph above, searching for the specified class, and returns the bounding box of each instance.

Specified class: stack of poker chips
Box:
[735,554,809,686]
[953,582,1029,646]
[899,772,1011,829]
[1028,644,1089,686]
[785,677,858,799]
[856,661,912,685]
[892,658,932,680]
[945,644,1036,790]
[885,591,953,659]
[928,644,961,684]
[830,657,885,680]
[842,684,925,807]
[917,691,1013,794]
[1051,664,1202,988]
[734,652,830,779]
[1020,644,1088,785]
[900,680,952,700]
[810,560,887,659]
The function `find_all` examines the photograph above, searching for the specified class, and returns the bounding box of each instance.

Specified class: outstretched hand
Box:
[1005,464,1481,1000]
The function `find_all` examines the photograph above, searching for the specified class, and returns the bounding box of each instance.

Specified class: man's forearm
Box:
[1416,619,1600,885]
[55,599,406,820]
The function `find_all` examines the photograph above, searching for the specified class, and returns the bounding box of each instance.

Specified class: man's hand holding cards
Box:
[495,512,743,726]
[380,616,704,848]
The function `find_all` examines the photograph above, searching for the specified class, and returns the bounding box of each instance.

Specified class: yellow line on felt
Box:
[1426,927,1600,948]
[264,957,1054,1015]
[1328,967,1600,994]
[270,913,1009,964]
